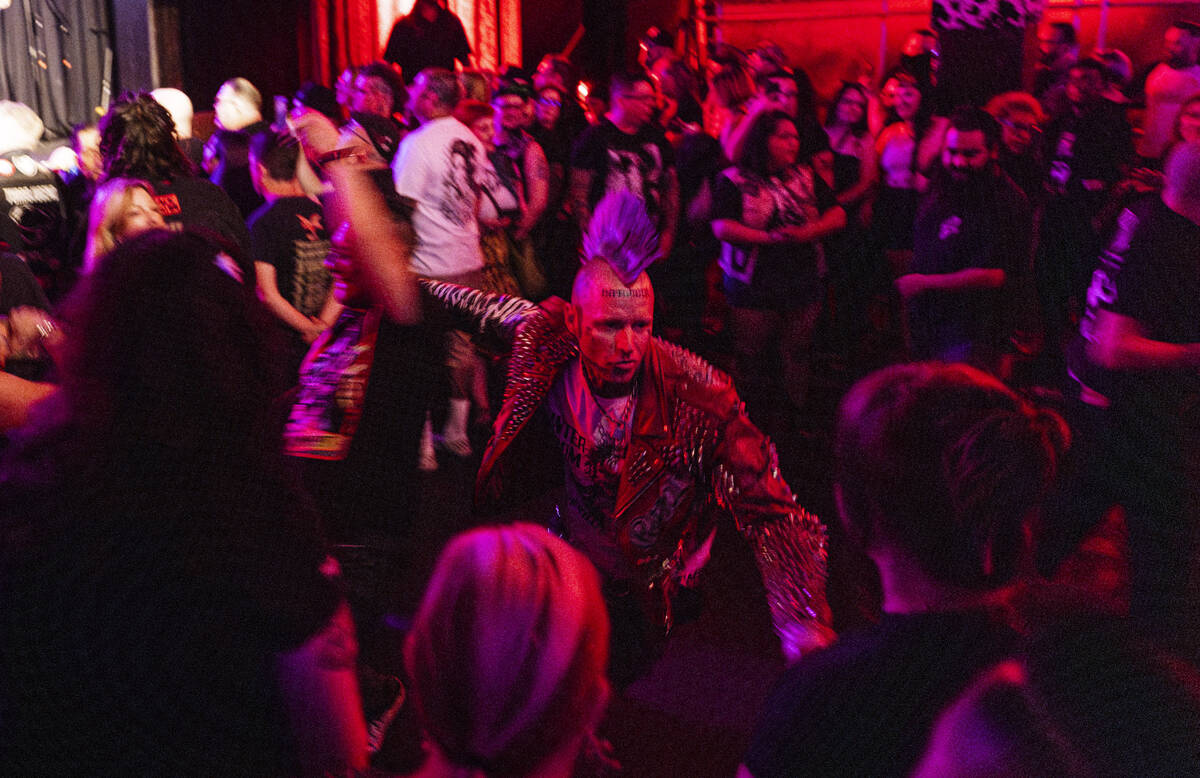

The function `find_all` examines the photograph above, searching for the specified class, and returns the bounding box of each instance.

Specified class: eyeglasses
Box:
[1001,119,1040,134]
[538,97,562,108]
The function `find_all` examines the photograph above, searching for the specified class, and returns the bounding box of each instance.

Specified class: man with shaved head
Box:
[1085,140,1200,653]
[423,191,832,680]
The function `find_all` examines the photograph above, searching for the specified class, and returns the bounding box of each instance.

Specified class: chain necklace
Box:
[594,374,638,445]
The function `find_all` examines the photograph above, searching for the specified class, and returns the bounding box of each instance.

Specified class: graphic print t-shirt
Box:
[248,196,332,317]
[571,118,674,222]
[545,359,637,580]
[392,116,491,278]
[712,163,837,308]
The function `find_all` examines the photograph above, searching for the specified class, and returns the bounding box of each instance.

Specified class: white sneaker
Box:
[435,433,472,458]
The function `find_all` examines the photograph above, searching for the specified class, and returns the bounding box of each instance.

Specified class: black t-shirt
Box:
[1070,195,1156,398]
[209,125,268,219]
[382,10,471,82]
[997,145,1046,203]
[745,609,1018,778]
[1045,99,1132,203]
[151,175,251,255]
[712,163,838,309]
[0,252,50,314]
[1099,197,1200,460]
[673,130,726,255]
[571,118,675,222]
[248,196,332,318]
[908,169,1031,359]
[295,313,439,543]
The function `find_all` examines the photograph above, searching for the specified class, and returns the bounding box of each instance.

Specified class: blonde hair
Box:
[405,523,610,776]
[83,178,157,274]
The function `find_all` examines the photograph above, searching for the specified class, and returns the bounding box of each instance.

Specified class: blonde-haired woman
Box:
[82,177,165,273]
[405,523,611,778]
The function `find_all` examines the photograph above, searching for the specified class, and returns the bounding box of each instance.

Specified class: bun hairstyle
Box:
[404,524,610,776]
[835,363,1068,590]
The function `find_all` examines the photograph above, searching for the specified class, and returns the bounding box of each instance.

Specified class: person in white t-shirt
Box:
[1139,20,1200,159]
[393,68,492,281]
[393,68,496,463]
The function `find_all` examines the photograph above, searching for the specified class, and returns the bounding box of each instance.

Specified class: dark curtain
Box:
[936,24,1026,108]
[0,0,112,136]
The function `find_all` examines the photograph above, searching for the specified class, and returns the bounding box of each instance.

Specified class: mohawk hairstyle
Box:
[580,191,659,285]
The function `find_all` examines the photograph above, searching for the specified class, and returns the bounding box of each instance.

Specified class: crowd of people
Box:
[3,6,1200,775]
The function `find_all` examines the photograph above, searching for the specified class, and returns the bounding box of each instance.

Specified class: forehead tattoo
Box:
[600,287,651,299]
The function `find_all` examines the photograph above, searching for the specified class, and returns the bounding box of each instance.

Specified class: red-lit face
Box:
[1165,26,1198,69]
[880,77,900,109]
[613,81,657,130]
[119,186,165,237]
[536,88,563,129]
[767,118,801,170]
[893,81,921,121]
[1000,110,1038,155]
[942,128,993,182]
[835,88,868,126]
[1038,26,1069,64]
[567,271,654,389]
[493,94,527,132]
[1066,67,1104,106]
[1180,99,1200,142]
[766,77,800,119]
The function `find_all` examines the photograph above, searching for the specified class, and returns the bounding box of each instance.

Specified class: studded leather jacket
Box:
[422,280,833,653]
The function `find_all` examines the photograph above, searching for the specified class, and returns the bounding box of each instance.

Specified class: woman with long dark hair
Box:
[870,68,947,272]
[0,229,367,774]
[712,109,845,435]
[822,82,879,357]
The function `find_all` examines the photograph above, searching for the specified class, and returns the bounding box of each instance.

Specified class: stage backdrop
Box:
[0,0,111,135]
[308,0,520,84]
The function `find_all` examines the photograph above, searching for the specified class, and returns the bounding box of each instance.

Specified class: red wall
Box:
[714,0,1200,107]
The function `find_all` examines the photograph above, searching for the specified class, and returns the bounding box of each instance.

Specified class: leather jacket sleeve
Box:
[711,409,835,659]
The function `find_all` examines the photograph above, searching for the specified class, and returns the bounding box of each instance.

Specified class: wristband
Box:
[316,147,365,168]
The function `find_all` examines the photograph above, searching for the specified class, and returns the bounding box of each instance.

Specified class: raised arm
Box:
[419,278,537,343]
[291,108,422,325]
